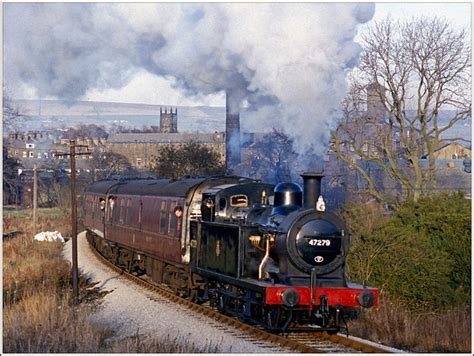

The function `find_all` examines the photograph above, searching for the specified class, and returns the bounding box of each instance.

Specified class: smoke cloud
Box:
[4,3,374,158]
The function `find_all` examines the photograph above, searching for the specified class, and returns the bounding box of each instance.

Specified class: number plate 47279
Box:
[308,239,331,246]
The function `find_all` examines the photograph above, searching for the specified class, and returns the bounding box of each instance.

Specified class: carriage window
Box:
[138,201,143,224]
[119,199,126,224]
[159,201,168,234]
[89,196,94,216]
[125,199,132,224]
[169,201,177,237]
[230,194,248,207]
[108,196,116,222]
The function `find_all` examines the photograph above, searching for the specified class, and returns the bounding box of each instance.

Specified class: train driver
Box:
[201,197,215,221]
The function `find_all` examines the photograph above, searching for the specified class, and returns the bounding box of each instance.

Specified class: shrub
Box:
[344,192,471,311]
[392,192,471,305]
[350,298,471,352]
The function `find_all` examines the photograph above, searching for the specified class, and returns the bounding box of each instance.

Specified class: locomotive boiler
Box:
[83,173,378,332]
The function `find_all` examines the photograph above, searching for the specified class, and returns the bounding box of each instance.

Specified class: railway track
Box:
[86,238,396,353]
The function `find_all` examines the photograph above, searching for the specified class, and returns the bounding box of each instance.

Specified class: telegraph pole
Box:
[54,140,91,305]
[70,141,79,305]
[33,165,37,236]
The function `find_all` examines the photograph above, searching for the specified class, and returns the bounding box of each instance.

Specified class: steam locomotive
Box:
[83,173,378,332]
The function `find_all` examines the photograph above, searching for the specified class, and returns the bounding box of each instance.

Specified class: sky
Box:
[85,2,472,107]
[87,2,473,106]
[4,2,471,107]
[373,2,471,27]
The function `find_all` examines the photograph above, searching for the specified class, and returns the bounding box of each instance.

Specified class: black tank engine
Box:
[84,172,378,332]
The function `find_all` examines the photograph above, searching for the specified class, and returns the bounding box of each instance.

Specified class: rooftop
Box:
[107,132,225,144]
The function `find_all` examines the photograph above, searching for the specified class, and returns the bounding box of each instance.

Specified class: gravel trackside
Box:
[63,232,291,353]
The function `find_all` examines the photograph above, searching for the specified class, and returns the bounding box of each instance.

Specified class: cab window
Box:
[219,198,227,212]
[230,194,248,207]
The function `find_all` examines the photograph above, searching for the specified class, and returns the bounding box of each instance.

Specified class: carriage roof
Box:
[85,176,259,198]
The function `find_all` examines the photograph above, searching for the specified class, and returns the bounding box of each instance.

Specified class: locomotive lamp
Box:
[316,195,326,211]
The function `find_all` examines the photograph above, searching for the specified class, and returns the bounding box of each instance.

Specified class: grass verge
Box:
[349,298,471,352]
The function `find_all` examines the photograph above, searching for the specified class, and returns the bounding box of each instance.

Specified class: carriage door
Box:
[163,201,180,261]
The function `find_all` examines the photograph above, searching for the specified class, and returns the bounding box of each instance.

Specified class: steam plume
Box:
[4,3,375,158]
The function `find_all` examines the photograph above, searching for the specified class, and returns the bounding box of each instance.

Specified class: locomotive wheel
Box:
[217,293,233,316]
[218,295,227,314]
[265,307,282,330]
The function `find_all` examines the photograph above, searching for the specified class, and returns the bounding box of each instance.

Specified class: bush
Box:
[350,298,471,352]
[344,192,471,311]
[150,141,226,178]
[393,192,471,305]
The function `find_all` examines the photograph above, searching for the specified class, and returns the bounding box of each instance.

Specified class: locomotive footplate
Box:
[265,285,379,308]
[193,267,377,308]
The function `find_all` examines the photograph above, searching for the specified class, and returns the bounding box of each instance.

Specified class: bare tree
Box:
[3,92,25,131]
[331,17,471,205]
[39,158,71,209]
[88,148,135,180]
[3,145,21,205]
[60,124,108,139]
[241,129,296,183]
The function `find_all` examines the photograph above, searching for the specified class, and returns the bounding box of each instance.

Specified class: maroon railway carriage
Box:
[83,174,378,332]
[83,176,268,293]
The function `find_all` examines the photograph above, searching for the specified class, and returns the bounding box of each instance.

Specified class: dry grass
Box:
[3,213,110,353]
[349,298,471,352]
[106,333,221,353]
[4,210,71,239]
[4,238,71,304]
[3,289,112,352]
[3,212,222,353]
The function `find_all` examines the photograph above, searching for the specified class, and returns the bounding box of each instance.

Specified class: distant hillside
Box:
[9,99,471,143]
[11,99,227,133]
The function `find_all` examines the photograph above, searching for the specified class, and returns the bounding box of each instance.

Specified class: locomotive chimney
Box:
[301,172,323,209]
[225,90,241,169]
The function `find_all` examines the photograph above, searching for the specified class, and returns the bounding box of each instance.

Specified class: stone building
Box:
[431,142,471,160]
[106,132,225,169]
[7,131,58,167]
[6,130,106,169]
[106,107,226,169]
[160,107,178,133]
